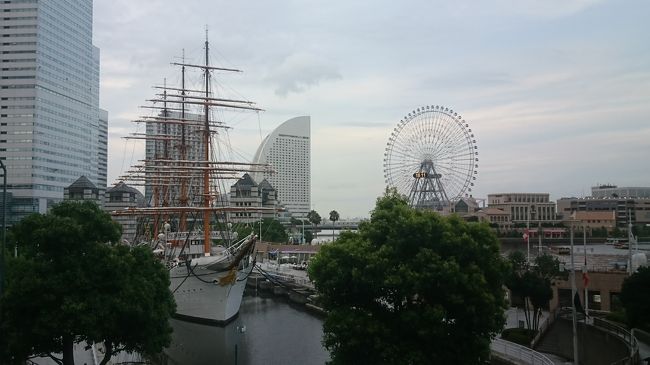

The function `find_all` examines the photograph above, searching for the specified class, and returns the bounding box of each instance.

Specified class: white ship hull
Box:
[169,258,253,325]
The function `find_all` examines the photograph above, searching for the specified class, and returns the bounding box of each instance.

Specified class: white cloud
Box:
[94,0,650,217]
[266,52,341,96]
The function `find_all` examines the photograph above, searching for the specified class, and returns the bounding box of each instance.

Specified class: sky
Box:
[94,0,650,219]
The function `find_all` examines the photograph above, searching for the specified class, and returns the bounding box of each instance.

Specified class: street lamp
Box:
[568,220,580,364]
[0,159,6,299]
[526,204,536,263]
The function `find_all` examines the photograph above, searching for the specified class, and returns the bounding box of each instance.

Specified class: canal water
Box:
[161,290,330,365]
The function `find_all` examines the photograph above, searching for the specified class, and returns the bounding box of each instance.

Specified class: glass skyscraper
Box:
[0,0,104,225]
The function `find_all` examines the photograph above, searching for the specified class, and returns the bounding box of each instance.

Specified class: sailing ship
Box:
[112,36,273,324]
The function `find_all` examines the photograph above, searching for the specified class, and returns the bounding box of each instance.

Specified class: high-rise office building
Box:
[0,0,104,225]
[98,109,108,191]
[251,116,310,218]
[143,111,205,205]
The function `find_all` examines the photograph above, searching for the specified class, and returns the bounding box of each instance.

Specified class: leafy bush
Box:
[501,328,537,346]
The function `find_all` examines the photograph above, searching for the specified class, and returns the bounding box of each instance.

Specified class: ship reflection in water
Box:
[162,290,330,365]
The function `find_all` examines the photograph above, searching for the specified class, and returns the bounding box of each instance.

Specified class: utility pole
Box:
[0,159,7,300]
[570,223,579,364]
[538,221,542,254]
[628,210,633,275]
[583,225,588,317]
[526,206,530,263]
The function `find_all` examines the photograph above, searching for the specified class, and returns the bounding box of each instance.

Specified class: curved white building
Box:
[252,116,310,218]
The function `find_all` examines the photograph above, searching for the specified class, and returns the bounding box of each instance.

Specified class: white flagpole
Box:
[571,223,579,364]
[583,225,588,317]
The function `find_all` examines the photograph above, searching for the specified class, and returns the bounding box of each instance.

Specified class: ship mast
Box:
[178,50,189,233]
[202,35,211,256]
[114,34,269,251]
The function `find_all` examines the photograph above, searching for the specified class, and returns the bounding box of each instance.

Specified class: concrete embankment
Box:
[247,272,326,316]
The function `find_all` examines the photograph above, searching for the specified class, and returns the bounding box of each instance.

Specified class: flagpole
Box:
[583,225,588,317]
[571,223,579,364]
[628,211,633,275]
[527,206,531,263]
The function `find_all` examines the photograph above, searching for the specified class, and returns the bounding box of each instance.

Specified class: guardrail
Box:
[255,264,314,288]
[491,338,555,365]
[592,317,639,365]
[634,328,650,346]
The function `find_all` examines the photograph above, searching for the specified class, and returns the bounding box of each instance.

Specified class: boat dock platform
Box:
[247,262,324,314]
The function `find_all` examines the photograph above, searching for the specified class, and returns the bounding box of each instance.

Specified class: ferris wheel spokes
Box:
[383,105,478,210]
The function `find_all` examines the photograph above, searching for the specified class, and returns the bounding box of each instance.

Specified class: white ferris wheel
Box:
[383,105,478,210]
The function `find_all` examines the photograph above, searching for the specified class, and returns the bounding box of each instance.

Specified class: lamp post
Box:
[527,205,536,263]
[570,222,579,364]
[0,159,6,299]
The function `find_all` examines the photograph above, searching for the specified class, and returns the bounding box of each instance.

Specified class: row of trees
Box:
[306,209,340,227]
[0,201,175,365]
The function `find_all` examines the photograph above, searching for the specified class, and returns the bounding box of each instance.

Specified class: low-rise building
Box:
[557,196,650,228]
[569,211,616,235]
[64,176,102,207]
[229,173,278,224]
[448,197,480,219]
[477,207,510,229]
[591,184,650,199]
[104,181,145,243]
[487,193,557,225]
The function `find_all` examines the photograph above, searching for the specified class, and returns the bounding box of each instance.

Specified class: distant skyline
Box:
[95,0,650,218]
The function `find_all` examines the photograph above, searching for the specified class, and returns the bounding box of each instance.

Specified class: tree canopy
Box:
[261,218,288,243]
[620,266,650,332]
[328,210,339,224]
[307,210,322,226]
[308,191,507,364]
[0,200,175,365]
[505,252,560,332]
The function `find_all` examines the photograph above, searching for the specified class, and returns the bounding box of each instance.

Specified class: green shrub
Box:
[501,328,538,347]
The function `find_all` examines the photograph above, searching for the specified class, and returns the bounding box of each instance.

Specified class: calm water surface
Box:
[163,290,330,365]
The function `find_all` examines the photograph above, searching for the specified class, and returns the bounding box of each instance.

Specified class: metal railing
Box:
[592,317,639,365]
[491,338,555,365]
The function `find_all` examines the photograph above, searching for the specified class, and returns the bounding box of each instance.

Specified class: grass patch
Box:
[501,328,537,347]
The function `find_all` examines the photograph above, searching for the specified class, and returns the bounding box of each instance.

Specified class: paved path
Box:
[637,336,650,364]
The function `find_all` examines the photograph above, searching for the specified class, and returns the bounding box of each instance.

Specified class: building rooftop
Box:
[106,181,141,195]
[67,175,97,190]
[479,208,508,215]
[233,173,258,188]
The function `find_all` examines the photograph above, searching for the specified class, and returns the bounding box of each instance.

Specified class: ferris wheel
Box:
[383,105,478,210]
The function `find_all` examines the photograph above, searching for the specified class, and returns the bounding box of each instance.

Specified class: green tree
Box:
[506,253,559,331]
[328,210,339,242]
[304,230,314,244]
[620,266,650,332]
[260,218,288,243]
[307,210,322,226]
[328,210,339,224]
[309,191,507,364]
[0,201,175,365]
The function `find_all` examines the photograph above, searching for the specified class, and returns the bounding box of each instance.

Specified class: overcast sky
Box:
[94,0,650,218]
